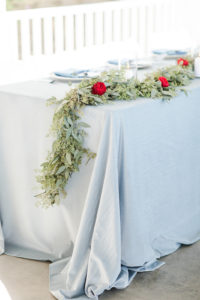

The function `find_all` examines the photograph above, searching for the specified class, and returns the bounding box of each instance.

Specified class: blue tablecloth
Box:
[0,79,200,299]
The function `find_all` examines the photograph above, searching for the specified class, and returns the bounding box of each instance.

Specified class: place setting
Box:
[49,57,154,84]
[152,48,189,59]
[50,68,101,82]
[49,48,191,85]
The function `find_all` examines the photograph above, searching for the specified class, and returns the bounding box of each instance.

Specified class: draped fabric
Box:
[0,222,4,255]
[0,80,200,299]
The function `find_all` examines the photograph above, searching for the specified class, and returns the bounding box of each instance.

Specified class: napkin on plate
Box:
[152,49,188,56]
[166,50,188,55]
[54,69,90,78]
[54,69,102,79]
[152,49,167,55]
[107,58,133,65]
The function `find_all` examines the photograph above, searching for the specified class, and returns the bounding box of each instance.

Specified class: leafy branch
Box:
[36,61,194,208]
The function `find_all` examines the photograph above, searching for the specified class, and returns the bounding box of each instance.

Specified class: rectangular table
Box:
[0,79,200,300]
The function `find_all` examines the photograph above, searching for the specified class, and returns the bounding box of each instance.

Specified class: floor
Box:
[0,241,200,300]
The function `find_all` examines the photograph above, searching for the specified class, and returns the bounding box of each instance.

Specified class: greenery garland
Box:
[36,58,194,208]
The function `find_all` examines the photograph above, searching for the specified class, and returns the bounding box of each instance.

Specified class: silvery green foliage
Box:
[36,62,194,208]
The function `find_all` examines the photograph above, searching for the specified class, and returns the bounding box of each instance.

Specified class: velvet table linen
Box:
[0,80,200,299]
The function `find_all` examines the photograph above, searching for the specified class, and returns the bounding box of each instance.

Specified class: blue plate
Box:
[152,49,188,56]
[54,69,89,78]
[152,49,167,55]
[166,50,187,56]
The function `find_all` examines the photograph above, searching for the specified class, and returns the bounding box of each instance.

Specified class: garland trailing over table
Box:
[36,57,194,208]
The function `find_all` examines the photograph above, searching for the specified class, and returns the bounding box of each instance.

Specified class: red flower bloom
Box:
[92,82,106,96]
[177,58,189,66]
[158,76,169,87]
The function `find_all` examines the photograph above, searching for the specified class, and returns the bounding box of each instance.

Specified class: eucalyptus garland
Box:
[36,58,194,208]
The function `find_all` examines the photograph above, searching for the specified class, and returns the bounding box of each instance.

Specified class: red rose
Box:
[92,82,106,96]
[177,58,189,66]
[158,76,169,87]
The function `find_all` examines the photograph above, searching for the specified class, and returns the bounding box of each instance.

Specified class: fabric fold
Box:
[50,112,123,299]
[0,222,4,255]
[0,81,200,300]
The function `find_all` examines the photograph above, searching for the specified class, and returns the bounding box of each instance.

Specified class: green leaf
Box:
[65,171,70,180]
[180,88,188,95]
[162,91,173,96]
[67,116,73,126]
[64,116,69,127]
[56,165,66,175]
[151,89,157,98]
[91,96,103,103]
[176,75,183,82]
[155,81,162,87]
[126,91,134,97]
[74,149,79,158]
[55,194,60,205]
[79,122,90,128]
[51,156,59,164]
[66,128,72,139]
[112,92,120,97]
[66,153,72,165]
[56,179,63,188]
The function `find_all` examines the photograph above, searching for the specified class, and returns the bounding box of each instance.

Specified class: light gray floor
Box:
[0,241,200,300]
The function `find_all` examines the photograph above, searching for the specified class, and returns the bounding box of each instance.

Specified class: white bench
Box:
[0,0,199,85]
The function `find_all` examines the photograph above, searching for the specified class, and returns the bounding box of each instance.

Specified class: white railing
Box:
[2,0,151,62]
[0,0,200,84]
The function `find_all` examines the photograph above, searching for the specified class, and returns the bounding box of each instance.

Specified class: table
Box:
[0,79,200,300]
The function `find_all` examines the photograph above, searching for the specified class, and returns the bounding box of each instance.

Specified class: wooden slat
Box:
[32,17,42,56]
[74,12,84,50]
[84,11,93,47]
[65,13,74,51]
[130,6,138,42]
[43,16,53,55]
[20,18,30,59]
[95,10,103,45]
[112,8,121,42]
[137,5,146,57]
[154,2,162,34]
[146,4,154,54]
[103,9,112,44]
[54,15,64,53]
[166,0,173,32]
[7,17,19,61]
[121,7,129,41]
